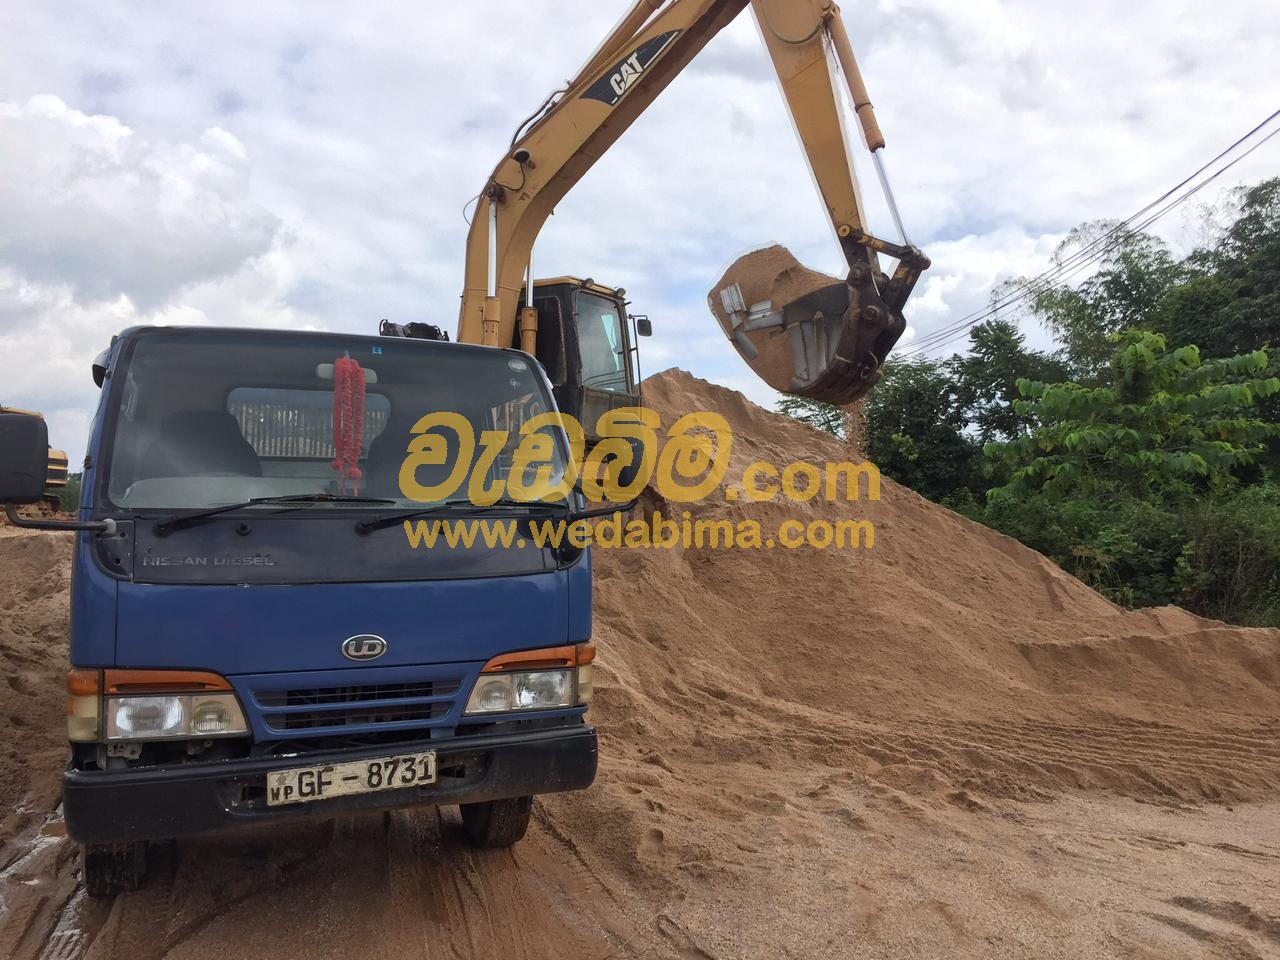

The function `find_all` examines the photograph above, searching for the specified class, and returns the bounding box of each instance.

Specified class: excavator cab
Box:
[520,278,648,442]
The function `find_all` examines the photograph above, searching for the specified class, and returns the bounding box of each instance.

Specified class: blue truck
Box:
[0,324,640,896]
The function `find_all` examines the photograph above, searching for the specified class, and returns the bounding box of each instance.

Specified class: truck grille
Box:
[251,677,464,735]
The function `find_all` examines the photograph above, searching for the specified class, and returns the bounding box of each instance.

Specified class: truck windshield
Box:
[102,330,567,512]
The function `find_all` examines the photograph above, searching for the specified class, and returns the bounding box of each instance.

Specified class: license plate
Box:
[265,751,437,807]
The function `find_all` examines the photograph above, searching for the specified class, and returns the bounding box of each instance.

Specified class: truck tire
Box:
[459,796,533,848]
[83,841,147,897]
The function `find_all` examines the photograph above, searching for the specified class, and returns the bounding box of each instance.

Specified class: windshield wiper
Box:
[354,497,570,535]
[153,494,396,536]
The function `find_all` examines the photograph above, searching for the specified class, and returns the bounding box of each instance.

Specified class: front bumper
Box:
[63,724,597,844]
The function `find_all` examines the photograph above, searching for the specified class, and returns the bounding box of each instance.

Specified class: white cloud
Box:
[0,96,280,308]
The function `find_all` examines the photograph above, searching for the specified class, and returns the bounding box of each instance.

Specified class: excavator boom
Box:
[457,0,928,408]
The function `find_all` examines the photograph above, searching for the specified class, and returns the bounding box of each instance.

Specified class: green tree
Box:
[1177,484,1280,626]
[57,473,82,512]
[1004,224,1181,381]
[864,357,980,504]
[776,395,846,440]
[1154,178,1280,360]
[981,333,1280,623]
[950,318,1070,444]
[987,332,1279,500]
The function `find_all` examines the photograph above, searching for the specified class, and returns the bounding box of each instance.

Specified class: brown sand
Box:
[1,369,1278,959]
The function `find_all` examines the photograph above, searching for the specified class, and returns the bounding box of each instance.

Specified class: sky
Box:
[2,0,1278,463]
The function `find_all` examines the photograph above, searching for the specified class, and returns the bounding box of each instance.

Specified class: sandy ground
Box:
[5,784,1278,960]
[1,370,1278,959]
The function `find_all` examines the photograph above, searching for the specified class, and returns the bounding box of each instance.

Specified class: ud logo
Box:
[342,635,387,661]
[580,31,681,107]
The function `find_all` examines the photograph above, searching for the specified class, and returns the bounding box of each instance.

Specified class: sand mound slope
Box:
[577,370,1279,820]
[0,530,73,817]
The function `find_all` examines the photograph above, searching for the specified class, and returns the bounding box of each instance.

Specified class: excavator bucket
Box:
[708,245,907,405]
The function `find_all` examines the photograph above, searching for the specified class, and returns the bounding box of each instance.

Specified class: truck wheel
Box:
[459,796,533,848]
[83,841,147,897]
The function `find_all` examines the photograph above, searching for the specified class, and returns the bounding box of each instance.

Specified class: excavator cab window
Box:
[575,292,628,395]
[522,282,640,443]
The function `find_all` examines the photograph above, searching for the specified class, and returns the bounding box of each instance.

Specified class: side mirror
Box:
[615,436,645,490]
[634,315,653,338]
[569,436,647,523]
[0,411,116,534]
[0,412,50,504]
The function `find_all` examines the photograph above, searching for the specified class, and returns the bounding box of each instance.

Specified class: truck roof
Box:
[111,325,512,358]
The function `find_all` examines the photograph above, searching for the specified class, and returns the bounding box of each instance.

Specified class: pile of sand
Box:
[0,529,72,818]
[1,370,1277,817]
[544,368,1280,880]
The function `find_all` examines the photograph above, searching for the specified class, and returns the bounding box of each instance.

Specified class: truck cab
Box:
[0,326,598,896]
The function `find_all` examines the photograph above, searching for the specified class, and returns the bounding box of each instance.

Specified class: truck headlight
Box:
[66,669,249,742]
[110,696,186,739]
[191,696,243,735]
[464,643,595,716]
[465,670,574,714]
[106,693,247,740]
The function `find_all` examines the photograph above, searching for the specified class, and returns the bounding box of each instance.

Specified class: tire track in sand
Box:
[32,803,639,960]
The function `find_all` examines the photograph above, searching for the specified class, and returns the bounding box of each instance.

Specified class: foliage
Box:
[980,333,1280,624]
[1001,179,1280,383]
[862,357,981,504]
[57,473,82,512]
[1176,484,1280,627]
[986,332,1279,500]
[1007,223,1182,381]
[949,319,1070,444]
[1155,179,1280,361]
[776,395,846,440]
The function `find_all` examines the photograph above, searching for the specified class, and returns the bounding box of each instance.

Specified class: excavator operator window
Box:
[575,292,629,394]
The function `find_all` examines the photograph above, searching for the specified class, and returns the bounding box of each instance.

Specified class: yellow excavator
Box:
[0,406,68,514]
[437,0,929,435]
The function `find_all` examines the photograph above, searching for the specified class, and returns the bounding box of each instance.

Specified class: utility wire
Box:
[907,125,1280,357]
[903,114,1280,355]
[898,108,1280,358]
[904,110,1280,354]
[901,126,1280,358]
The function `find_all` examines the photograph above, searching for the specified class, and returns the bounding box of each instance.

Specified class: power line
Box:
[903,118,1280,356]
[909,124,1280,357]
[898,107,1280,358]
[903,110,1280,355]
[903,119,1279,356]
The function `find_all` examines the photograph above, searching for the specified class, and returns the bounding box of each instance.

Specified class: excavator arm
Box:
[457,0,928,405]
